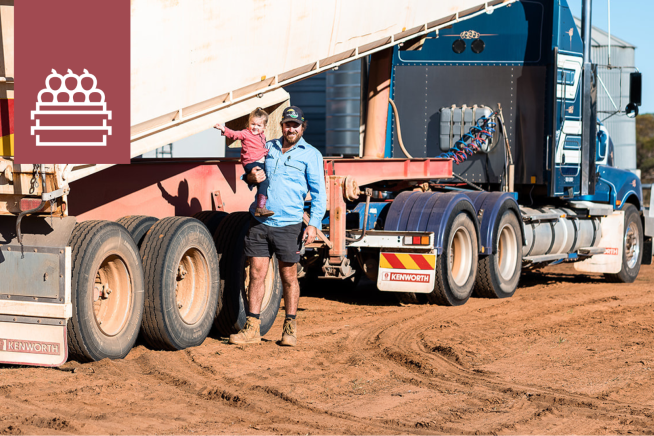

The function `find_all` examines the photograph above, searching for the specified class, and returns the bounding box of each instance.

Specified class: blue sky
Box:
[567,0,652,113]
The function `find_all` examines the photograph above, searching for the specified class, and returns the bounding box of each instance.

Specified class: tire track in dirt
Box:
[2,264,654,434]
[351,294,654,433]
[186,329,439,434]
[130,339,425,434]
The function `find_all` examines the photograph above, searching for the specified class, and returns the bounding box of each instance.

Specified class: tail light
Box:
[19,198,43,212]
[404,235,430,246]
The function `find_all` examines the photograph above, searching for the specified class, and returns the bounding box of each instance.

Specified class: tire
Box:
[356,248,380,282]
[193,211,228,235]
[116,216,158,248]
[395,292,428,305]
[213,212,282,336]
[67,221,145,362]
[427,212,478,306]
[344,267,362,291]
[475,210,522,298]
[605,204,643,283]
[140,217,219,350]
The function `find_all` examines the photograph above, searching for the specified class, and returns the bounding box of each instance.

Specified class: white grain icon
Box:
[31,69,112,146]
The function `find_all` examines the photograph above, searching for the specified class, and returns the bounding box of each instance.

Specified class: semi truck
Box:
[0,0,651,367]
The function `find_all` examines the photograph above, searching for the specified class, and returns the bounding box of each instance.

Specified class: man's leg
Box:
[248,256,270,315]
[279,261,300,316]
[270,222,302,347]
[230,217,271,345]
[279,261,299,347]
[228,256,268,345]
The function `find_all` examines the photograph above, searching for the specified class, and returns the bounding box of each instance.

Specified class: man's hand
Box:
[214,122,225,133]
[246,167,266,185]
[302,225,317,245]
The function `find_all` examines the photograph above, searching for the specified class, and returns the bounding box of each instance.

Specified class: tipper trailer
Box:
[0,0,651,367]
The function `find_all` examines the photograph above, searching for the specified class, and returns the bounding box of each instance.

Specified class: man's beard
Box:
[284,130,302,145]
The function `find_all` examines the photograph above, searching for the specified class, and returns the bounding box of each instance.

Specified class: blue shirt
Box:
[249,136,326,228]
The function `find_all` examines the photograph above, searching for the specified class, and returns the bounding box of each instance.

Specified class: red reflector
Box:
[20,198,42,212]
[412,236,420,245]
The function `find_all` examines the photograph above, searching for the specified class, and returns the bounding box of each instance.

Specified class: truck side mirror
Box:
[626,102,639,118]
[626,72,642,118]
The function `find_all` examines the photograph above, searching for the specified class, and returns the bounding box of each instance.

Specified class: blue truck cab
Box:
[355,0,652,298]
[384,0,642,209]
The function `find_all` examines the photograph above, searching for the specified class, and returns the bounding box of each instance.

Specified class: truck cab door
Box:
[552,53,583,197]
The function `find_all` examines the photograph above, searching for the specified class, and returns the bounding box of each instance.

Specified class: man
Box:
[229,106,326,347]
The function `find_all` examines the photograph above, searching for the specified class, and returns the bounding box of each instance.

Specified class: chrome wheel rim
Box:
[449,226,473,287]
[625,222,640,269]
[176,247,210,325]
[93,254,132,336]
[497,223,518,280]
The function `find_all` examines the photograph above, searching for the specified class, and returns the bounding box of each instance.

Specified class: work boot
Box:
[280,318,297,347]
[255,194,274,217]
[228,316,261,345]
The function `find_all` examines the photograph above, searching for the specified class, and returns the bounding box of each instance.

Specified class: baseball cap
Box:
[281,106,305,125]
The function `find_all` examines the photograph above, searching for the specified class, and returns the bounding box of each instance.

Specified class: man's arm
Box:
[246,167,266,184]
[241,139,274,187]
[303,150,327,242]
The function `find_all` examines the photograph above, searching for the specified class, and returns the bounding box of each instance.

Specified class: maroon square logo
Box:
[15,0,130,164]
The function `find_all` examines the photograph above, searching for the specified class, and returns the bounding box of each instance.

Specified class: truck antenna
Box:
[607,0,611,67]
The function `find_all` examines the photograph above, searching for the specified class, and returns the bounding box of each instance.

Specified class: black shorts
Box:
[243,216,303,264]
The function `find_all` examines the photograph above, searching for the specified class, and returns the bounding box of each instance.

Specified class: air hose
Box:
[438,112,498,164]
[388,98,414,159]
[389,98,497,165]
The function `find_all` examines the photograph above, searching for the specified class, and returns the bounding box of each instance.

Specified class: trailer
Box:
[0,0,652,367]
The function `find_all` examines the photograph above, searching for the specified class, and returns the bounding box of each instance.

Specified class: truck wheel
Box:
[213,212,282,336]
[68,221,145,362]
[428,212,478,306]
[606,204,643,283]
[116,215,158,248]
[475,210,522,298]
[395,292,427,305]
[193,211,228,235]
[140,217,219,350]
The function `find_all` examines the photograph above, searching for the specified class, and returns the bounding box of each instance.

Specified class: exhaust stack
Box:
[580,0,597,196]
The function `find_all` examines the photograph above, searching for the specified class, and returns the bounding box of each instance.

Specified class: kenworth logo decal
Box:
[0,338,61,355]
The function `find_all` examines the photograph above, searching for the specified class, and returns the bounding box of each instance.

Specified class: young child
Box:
[214,108,273,217]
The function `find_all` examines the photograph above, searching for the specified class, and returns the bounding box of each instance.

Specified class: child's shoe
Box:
[255,194,274,217]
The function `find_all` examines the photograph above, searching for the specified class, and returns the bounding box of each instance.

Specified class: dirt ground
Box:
[1,263,654,435]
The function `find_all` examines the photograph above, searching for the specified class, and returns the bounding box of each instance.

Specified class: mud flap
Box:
[642,236,653,265]
[0,321,68,367]
[574,211,623,274]
[377,252,436,293]
[0,215,75,367]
